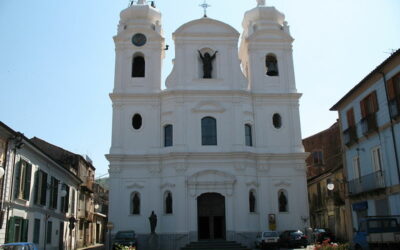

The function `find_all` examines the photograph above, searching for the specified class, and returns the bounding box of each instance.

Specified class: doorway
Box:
[197,193,226,240]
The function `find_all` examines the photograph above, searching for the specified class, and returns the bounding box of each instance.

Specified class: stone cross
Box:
[199,0,211,17]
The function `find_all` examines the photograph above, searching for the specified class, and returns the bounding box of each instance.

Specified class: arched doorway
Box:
[197,193,226,240]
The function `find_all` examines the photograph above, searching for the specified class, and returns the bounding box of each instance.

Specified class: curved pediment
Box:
[173,18,239,38]
[192,101,226,113]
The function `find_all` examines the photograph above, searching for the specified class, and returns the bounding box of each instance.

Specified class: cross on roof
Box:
[199,0,211,17]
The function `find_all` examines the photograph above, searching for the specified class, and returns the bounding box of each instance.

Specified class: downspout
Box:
[379,72,400,183]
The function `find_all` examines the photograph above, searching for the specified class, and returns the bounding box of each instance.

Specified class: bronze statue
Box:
[279,191,287,212]
[198,50,218,78]
[149,211,157,234]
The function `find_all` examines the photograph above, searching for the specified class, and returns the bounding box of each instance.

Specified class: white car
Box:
[255,231,280,248]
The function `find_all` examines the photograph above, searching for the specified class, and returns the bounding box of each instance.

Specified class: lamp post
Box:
[107,221,114,250]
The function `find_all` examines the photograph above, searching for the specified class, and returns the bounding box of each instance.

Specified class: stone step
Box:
[181,240,251,250]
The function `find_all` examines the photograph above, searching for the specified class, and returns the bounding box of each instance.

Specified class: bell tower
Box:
[239,0,297,93]
[113,0,165,94]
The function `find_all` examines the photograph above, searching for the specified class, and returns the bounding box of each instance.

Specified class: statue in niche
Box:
[279,191,287,212]
[198,50,218,78]
[132,193,140,214]
[249,191,256,212]
[166,193,173,214]
[149,211,157,234]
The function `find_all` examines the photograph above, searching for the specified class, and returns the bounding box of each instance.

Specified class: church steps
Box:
[181,240,251,250]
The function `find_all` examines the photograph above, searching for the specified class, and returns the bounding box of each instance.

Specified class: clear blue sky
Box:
[1,0,399,178]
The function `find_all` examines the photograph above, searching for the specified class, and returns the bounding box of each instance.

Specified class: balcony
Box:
[348,170,385,195]
[389,97,400,119]
[81,176,94,192]
[361,113,378,135]
[343,126,358,146]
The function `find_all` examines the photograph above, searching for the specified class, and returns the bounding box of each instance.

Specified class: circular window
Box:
[132,114,142,130]
[272,113,282,129]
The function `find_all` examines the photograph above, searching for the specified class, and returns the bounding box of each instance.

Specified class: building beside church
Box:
[330,49,400,240]
[107,1,309,249]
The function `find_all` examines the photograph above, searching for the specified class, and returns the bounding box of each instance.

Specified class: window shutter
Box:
[33,219,40,243]
[387,78,395,100]
[360,99,366,118]
[41,172,48,206]
[6,217,16,243]
[52,179,59,209]
[14,161,21,199]
[346,108,355,127]
[34,171,39,204]
[21,218,29,242]
[371,91,379,113]
[23,163,32,200]
[64,186,70,212]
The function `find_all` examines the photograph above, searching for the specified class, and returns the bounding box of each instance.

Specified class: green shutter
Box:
[46,221,52,244]
[14,161,21,199]
[23,163,32,200]
[33,219,40,243]
[6,217,16,243]
[41,172,48,206]
[21,218,29,242]
[34,171,39,204]
[53,179,59,209]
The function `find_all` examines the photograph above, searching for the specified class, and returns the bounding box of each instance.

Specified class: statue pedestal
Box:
[148,233,160,250]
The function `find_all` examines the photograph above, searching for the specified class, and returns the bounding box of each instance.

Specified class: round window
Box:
[132,114,142,130]
[272,113,282,129]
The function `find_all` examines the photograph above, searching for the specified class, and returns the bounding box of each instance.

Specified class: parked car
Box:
[353,216,400,250]
[313,228,335,243]
[0,243,37,250]
[113,230,138,249]
[279,230,308,248]
[255,231,280,248]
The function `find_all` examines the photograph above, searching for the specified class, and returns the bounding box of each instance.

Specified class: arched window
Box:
[249,190,256,213]
[265,54,279,76]
[278,189,288,212]
[272,113,282,129]
[245,124,253,146]
[164,124,173,147]
[132,54,145,77]
[164,191,173,214]
[201,117,217,145]
[131,192,140,215]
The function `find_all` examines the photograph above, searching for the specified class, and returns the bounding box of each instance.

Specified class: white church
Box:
[107,0,309,249]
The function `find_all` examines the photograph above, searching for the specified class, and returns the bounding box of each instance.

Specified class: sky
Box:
[1,0,399,178]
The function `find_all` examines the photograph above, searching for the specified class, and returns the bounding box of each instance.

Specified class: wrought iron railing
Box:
[348,170,385,195]
[343,126,358,146]
[361,113,378,135]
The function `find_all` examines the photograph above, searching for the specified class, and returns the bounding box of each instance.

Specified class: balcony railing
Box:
[361,113,378,135]
[389,97,400,119]
[348,170,385,195]
[343,126,358,146]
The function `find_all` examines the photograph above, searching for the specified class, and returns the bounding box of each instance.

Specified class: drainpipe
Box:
[379,72,400,183]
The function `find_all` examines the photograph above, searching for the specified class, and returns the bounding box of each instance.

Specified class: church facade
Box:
[107,1,309,249]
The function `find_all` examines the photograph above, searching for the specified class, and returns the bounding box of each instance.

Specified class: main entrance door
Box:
[197,193,226,240]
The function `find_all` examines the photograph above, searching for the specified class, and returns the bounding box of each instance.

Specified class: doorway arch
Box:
[197,192,226,240]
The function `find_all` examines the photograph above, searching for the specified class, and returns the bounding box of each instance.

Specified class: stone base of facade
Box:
[135,231,257,250]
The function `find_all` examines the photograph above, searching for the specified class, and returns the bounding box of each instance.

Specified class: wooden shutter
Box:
[360,99,366,118]
[34,171,39,204]
[52,178,59,209]
[64,186,70,212]
[33,219,40,243]
[387,78,395,100]
[23,163,32,200]
[371,91,379,113]
[346,108,355,127]
[41,172,48,206]
[21,218,29,242]
[6,217,16,243]
[14,161,21,199]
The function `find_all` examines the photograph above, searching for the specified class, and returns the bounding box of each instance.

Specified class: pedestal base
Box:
[148,233,160,250]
